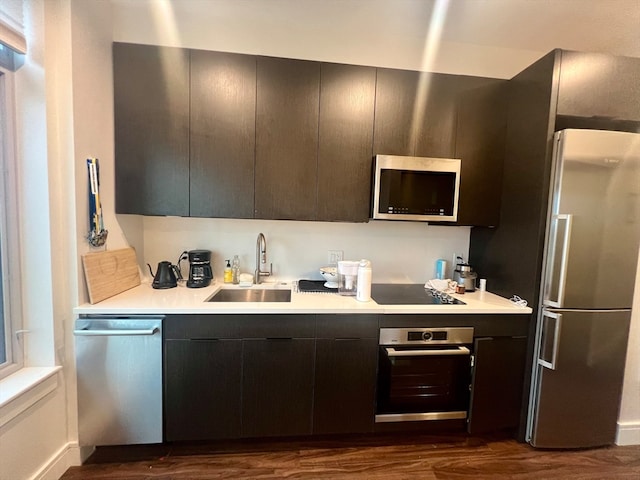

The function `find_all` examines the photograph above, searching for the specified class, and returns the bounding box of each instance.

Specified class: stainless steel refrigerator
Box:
[527,129,640,448]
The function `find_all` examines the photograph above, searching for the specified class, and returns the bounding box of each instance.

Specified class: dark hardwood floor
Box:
[61,432,640,479]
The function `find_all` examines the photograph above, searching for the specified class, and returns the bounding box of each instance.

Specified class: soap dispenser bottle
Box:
[224,259,232,283]
[232,255,240,285]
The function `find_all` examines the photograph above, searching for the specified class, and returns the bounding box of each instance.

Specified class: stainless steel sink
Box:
[206,288,291,303]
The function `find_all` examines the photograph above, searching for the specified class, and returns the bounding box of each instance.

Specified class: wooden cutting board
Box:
[82,247,141,304]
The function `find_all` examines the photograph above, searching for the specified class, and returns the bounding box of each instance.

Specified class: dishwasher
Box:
[74,315,163,446]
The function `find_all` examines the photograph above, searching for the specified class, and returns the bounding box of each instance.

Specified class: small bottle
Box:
[356,259,372,302]
[232,255,240,285]
[224,259,232,283]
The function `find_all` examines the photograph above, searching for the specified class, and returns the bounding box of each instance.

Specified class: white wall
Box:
[142,217,470,284]
[618,253,640,445]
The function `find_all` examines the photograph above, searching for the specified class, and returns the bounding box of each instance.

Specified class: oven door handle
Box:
[384,346,470,357]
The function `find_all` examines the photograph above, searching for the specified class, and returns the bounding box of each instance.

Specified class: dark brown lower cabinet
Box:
[241,338,315,438]
[313,338,378,435]
[468,336,528,434]
[164,339,242,441]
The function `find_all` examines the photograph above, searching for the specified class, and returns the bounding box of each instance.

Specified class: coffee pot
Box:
[186,249,213,288]
[147,261,180,289]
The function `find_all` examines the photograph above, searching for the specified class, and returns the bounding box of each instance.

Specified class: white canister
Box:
[356,259,372,302]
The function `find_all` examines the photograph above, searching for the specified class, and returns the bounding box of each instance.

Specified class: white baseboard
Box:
[616,421,640,446]
[32,441,83,480]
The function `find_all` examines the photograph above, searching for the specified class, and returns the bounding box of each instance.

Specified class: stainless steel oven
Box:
[376,327,474,423]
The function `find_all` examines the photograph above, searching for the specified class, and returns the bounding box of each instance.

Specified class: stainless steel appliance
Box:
[372,155,461,222]
[186,249,213,288]
[527,129,640,448]
[376,327,474,424]
[74,315,163,446]
[453,263,477,292]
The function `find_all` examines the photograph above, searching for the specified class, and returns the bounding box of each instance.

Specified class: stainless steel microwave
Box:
[372,155,461,222]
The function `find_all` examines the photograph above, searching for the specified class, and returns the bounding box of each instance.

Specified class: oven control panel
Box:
[379,327,474,345]
[407,330,449,341]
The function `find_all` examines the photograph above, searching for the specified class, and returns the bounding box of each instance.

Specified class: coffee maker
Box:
[186,249,213,288]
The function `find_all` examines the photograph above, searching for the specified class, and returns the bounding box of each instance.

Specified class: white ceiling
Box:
[111,0,640,78]
[440,0,639,57]
[113,0,640,56]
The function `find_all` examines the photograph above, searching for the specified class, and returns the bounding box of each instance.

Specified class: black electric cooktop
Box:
[370,283,465,305]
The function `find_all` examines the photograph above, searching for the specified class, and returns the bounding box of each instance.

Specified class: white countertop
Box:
[74,281,532,315]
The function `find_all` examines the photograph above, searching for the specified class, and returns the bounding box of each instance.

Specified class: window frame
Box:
[0,65,24,379]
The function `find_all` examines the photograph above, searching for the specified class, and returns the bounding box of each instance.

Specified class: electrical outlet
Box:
[453,252,464,266]
[327,250,343,265]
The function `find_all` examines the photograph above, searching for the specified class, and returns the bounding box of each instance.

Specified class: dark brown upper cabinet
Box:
[413,74,459,158]
[254,57,321,220]
[113,43,511,225]
[556,51,640,126]
[317,63,376,222]
[373,68,422,156]
[190,51,257,218]
[114,43,190,216]
[453,79,508,227]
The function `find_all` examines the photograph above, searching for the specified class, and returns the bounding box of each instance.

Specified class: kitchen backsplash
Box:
[129,216,470,284]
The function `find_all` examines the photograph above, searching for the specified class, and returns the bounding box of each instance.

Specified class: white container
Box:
[337,260,359,296]
[356,259,372,302]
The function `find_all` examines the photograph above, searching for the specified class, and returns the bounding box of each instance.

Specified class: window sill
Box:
[0,366,61,427]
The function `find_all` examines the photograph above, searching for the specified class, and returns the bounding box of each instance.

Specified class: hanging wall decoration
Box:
[86,157,108,247]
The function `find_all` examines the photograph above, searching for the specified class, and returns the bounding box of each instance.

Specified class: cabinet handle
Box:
[74,328,158,336]
[384,346,470,357]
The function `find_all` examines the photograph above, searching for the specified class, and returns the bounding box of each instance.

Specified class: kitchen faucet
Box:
[254,232,272,284]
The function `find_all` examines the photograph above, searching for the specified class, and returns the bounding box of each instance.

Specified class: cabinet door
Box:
[190,51,256,218]
[413,73,461,159]
[164,339,242,441]
[317,63,376,222]
[113,43,190,216]
[468,336,527,434]
[557,51,640,123]
[373,68,421,156]
[314,338,378,434]
[453,80,508,227]
[242,339,315,437]
[255,57,320,220]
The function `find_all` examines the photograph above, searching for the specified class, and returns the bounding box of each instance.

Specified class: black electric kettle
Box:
[147,261,180,289]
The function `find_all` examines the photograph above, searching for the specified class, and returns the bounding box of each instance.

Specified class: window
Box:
[0,65,23,379]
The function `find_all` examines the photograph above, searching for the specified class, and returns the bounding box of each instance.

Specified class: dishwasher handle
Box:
[74,327,159,336]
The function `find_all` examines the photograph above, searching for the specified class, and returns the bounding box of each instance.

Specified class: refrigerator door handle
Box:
[544,214,573,308]
[538,311,562,370]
